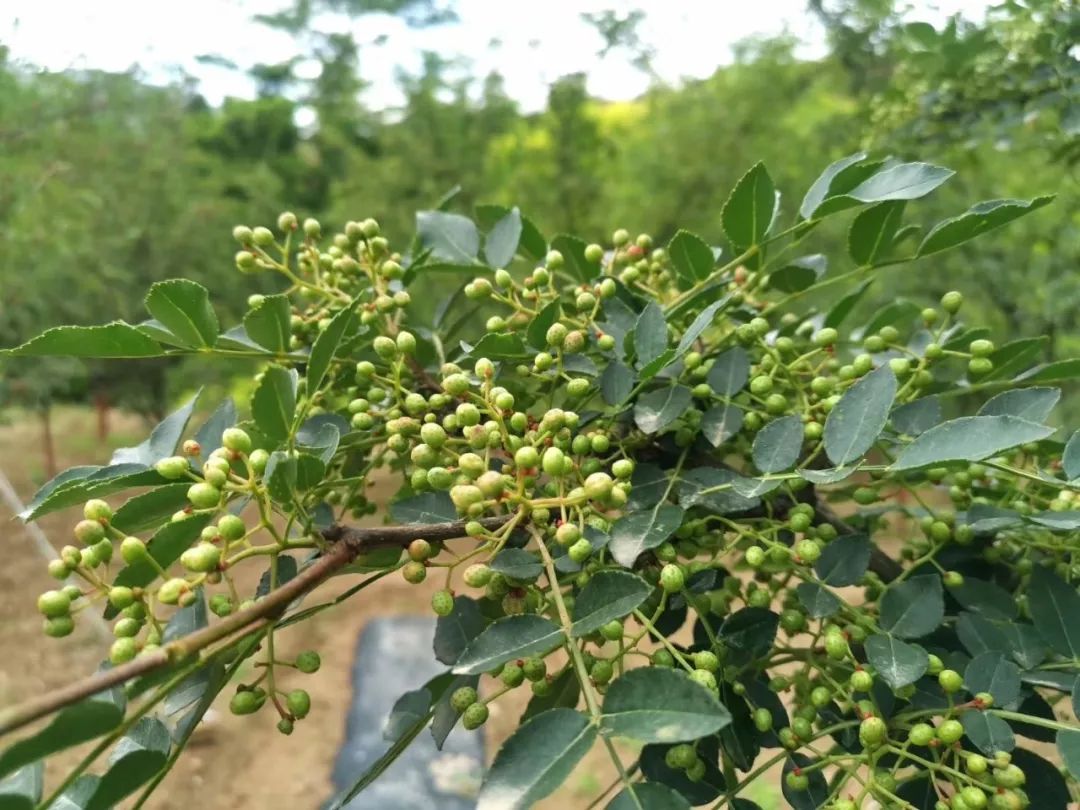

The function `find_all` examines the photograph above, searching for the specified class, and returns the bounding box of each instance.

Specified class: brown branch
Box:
[0,516,507,739]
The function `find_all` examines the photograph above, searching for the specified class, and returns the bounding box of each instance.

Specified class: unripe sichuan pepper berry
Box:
[296,651,321,673]
[859,716,887,748]
[660,564,686,593]
[431,589,454,616]
[155,456,189,479]
[286,689,311,719]
[462,702,489,730]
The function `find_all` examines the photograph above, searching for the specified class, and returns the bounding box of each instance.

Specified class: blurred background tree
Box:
[1,0,1077,462]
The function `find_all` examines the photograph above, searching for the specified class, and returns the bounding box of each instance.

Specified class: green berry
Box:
[83,499,113,522]
[187,482,221,509]
[44,616,75,638]
[451,687,479,713]
[431,589,455,616]
[286,688,311,719]
[155,456,190,480]
[941,291,963,313]
[221,427,252,453]
[937,718,964,744]
[37,590,71,618]
[296,651,321,673]
[660,564,686,593]
[522,656,547,681]
[230,690,262,715]
[120,536,148,564]
[402,561,427,584]
[813,327,838,347]
[110,637,138,665]
[73,519,106,545]
[218,514,246,541]
[462,702,489,730]
[859,716,887,748]
[938,669,963,693]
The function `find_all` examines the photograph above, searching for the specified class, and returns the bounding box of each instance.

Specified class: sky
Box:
[1,0,993,112]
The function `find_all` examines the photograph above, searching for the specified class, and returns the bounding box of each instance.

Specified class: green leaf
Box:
[962,712,1015,756]
[250,365,298,443]
[464,332,528,359]
[1017,358,1080,384]
[951,578,1017,621]
[477,709,596,810]
[1011,748,1069,810]
[307,304,355,394]
[824,364,896,466]
[18,466,167,522]
[706,347,750,396]
[815,534,870,586]
[848,200,905,265]
[965,651,1021,706]
[609,505,685,568]
[634,302,668,369]
[751,414,803,473]
[795,582,842,618]
[891,416,1055,471]
[1057,729,1080,780]
[551,234,597,282]
[85,717,171,810]
[193,398,238,453]
[676,301,724,357]
[526,301,561,351]
[800,152,868,218]
[52,777,99,810]
[880,574,943,639]
[144,280,218,349]
[634,386,691,434]
[677,468,759,515]
[484,206,522,267]
[719,608,778,660]
[489,548,543,581]
[985,336,1048,380]
[862,300,921,339]
[111,392,201,466]
[601,362,635,406]
[918,196,1054,257]
[891,397,942,436]
[521,668,580,723]
[977,387,1060,422]
[782,754,829,810]
[865,634,929,689]
[416,210,480,264]
[1,322,164,358]
[668,230,714,287]
[113,513,214,589]
[476,204,546,261]
[824,279,872,329]
[452,615,564,675]
[0,688,125,779]
[242,294,292,353]
[770,254,826,293]
[0,764,42,810]
[390,491,456,524]
[600,668,731,743]
[637,348,676,381]
[571,571,652,638]
[431,674,478,749]
[434,596,487,665]
[1065,430,1080,481]
[110,483,192,534]
[700,404,743,448]
[607,783,691,810]
[847,162,954,202]
[1027,567,1080,659]
[721,162,778,248]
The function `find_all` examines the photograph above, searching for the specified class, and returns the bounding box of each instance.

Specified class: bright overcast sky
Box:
[2,0,992,111]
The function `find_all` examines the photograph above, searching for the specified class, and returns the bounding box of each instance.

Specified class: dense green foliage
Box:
[2,149,1079,809]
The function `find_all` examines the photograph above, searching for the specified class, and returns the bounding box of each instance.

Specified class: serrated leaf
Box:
[951,579,1017,621]
[452,615,563,675]
[800,152,868,218]
[891,397,941,436]
[551,234,598,282]
[18,465,167,522]
[526,300,560,351]
[1057,729,1080,780]
[433,596,487,665]
[848,201,905,265]
[476,204,546,260]
[111,393,200,466]
[489,548,543,581]
[0,689,125,779]
[634,385,691,434]
[720,608,778,660]
[85,717,171,810]
[600,668,731,743]
[1027,567,1080,659]
[250,365,298,442]
[962,712,1015,755]
[824,364,896,465]
[144,279,218,349]
[918,196,1054,256]
[824,278,872,329]
[1,322,164,358]
[477,709,595,810]
[795,582,842,618]
[676,301,724,357]
[722,162,778,248]
[307,304,355,393]
[706,347,750,396]
[1065,430,1080,482]
[0,764,42,810]
[677,468,759,515]
[416,210,480,264]
[609,505,685,568]
[193,398,238,454]
[815,534,871,586]
[751,415,803,473]
[770,254,826,292]
[634,302,668,369]
[977,387,1060,422]
[668,230,714,287]
[880,575,943,639]
[243,294,292,353]
[865,634,928,689]
[965,651,1021,706]
[571,571,652,637]
[484,206,522,267]
[847,162,954,202]
[1016,357,1080,383]
[701,404,743,448]
[600,362,635,406]
[891,415,1054,471]
[110,483,192,534]
[607,782,691,810]
[390,491,456,524]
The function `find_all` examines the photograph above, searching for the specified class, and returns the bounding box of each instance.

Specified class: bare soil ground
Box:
[0,407,781,809]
